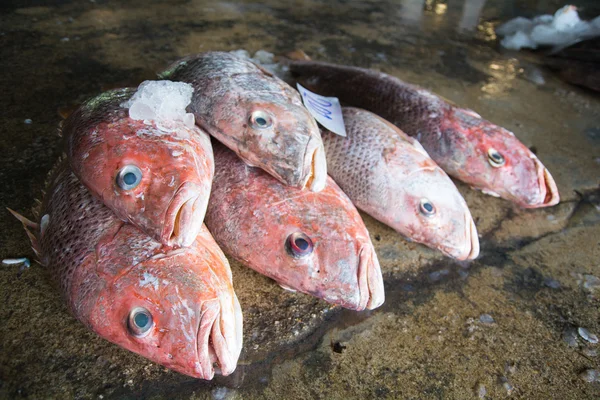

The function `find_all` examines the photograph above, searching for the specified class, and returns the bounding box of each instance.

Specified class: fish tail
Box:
[7,208,42,259]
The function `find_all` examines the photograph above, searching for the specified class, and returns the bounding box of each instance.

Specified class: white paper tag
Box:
[296,83,347,137]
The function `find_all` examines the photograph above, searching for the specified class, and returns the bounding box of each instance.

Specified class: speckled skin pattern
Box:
[11,162,242,380]
[160,52,327,192]
[323,107,479,260]
[289,60,560,208]
[205,144,384,311]
[63,88,215,247]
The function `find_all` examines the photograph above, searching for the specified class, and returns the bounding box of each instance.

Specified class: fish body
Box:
[160,52,327,192]
[10,162,242,380]
[289,60,559,208]
[323,108,479,260]
[63,88,214,247]
[205,144,384,311]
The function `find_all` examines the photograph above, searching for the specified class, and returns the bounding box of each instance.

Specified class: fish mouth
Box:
[163,183,206,247]
[305,142,327,192]
[439,212,480,261]
[196,295,243,379]
[523,158,560,208]
[355,244,385,311]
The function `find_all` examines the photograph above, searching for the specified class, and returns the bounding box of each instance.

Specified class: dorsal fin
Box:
[7,208,42,261]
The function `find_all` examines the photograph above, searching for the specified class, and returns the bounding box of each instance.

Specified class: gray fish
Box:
[161,52,327,191]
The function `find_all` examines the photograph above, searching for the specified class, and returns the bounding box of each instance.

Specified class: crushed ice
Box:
[230,49,291,80]
[496,5,600,50]
[121,80,196,131]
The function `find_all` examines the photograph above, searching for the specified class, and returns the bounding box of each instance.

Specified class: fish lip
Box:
[356,244,385,311]
[465,214,480,260]
[523,158,560,208]
[197,295,242,379]
[195,301,220,380]
[302,133,327,192]
[162,183,206,247]
[437,212,479,261]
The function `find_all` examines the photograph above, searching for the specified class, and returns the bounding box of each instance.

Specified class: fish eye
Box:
[116,165,143,190]
[250,111,272,129]
[286,232,314,258]
[487,148,505,168]
[419,198,436,217]
[128,307,153,337]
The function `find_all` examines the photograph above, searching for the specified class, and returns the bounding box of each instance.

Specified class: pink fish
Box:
[289,59,560,208]
[10,162,242,380]
[323,107,479,260]
[205,145,384,311]
[160,52,327,192]
[63,88,214,247]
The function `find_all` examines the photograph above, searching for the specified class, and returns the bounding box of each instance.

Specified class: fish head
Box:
[69,118,214,246]
[217,173,383,310]
[392,157,479,260]
[439,108,559,208]
[87,226,242,380]
[214,94,327,192]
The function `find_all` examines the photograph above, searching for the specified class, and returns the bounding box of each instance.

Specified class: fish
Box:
[288,59,560,208]
[62,87,215,247]
[159,52,327,192]
[9,162,242,380]
[322,107,479,260]
[205,144,384,311]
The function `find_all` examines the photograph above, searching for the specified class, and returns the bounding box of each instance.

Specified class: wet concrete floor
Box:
[1,0,599,398]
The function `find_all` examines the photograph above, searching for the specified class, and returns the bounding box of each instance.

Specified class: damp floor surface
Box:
[1,0,599,399]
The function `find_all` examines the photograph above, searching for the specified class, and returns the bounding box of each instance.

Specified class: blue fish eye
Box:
[419,199,436,217]
[128,307,153,337]
[487,148,505,167]
[251,111,272,129]
[134,312,149,328]
[286,232,314,258]
[116,165,143,190]
[123,172,137,185]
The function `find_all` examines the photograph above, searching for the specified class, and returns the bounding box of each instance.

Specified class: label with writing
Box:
[297,83,347,137]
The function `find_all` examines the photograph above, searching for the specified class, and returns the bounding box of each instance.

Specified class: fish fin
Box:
[7,208,42,259]
[278,283,297,293]
[43,156,67,192]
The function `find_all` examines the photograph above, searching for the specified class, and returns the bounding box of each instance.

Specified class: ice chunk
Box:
[229,49,250,60]
[253,50,275,64]
[496,5,600,50]
[501,31,538,50]
[552,5,581,31]
[121,80,194,129]
[496,17,533,36]
[128,102,155,120]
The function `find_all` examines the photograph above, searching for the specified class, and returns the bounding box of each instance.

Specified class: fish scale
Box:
[290,59,559,208]
[10,161,243,380]
[321,107,479,260]
[160,52,328,192]
[205,143,385,311]
[63,87,215,248]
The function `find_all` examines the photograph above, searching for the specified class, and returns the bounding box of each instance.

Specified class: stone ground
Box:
[1,0,599,398]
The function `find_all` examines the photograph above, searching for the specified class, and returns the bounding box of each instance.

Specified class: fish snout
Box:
[525,158,559,208]
[356,244,385,311]
[440,212,480,261]
[163,182,207,247]
[197,295,243,379]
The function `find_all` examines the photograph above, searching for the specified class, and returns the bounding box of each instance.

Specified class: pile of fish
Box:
[8,50,559,379]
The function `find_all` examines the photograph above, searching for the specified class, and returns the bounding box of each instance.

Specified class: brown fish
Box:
[289,59,559,208]
[205,144,384,311]
[63,88,214,247]
[160,52,327,192]
[10,162,242,380]
[323,107,479,260]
